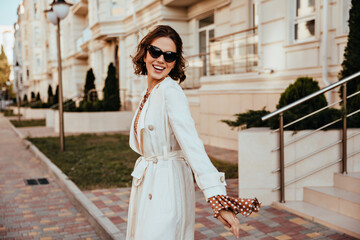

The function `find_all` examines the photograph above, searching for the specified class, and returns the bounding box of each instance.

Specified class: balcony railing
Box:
[209,27,258,75]
[183,53,207,89]
[75,27,91,52]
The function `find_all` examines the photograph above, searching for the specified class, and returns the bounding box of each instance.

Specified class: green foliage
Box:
[221,108,270,129]
[0,45,11,89]
[103,63,120,111]
[31,91,35,101]
[23,94,28,104]
[54,85,59,105]
[84,68,97,101]
[339,0,360,127]
[28,134,140,190]
[36,92,41,101]
[223,77,342,130]
[47,85,54,105]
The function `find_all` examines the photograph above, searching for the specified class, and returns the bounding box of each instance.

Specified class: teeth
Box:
[153,65,165,70]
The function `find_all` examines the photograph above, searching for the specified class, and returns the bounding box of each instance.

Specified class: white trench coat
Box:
[126,77,227,240]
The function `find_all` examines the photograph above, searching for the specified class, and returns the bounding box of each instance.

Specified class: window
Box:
[34,27,40,47]
[198,14,214,75]
[34,3,39,19]
[293,0,316,42]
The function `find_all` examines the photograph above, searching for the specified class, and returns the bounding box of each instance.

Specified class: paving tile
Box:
[0,116,100,239]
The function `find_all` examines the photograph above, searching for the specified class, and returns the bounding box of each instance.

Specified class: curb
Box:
[7,119,125,240]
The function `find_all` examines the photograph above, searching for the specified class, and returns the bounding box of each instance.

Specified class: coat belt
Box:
[131,150,184,187]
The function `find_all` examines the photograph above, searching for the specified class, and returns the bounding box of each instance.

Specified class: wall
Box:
[238,128,360,205]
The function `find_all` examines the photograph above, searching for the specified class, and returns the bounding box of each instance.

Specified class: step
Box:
[273,201,360,239]
[304,186,360,220]
[334,172,360,194]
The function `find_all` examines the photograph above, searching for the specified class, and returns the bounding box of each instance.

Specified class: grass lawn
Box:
[11,119,46,127]
[29,134,238,190]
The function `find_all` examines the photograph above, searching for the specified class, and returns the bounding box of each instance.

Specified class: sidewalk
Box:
[1,118,357,240]
[0,115,100,240]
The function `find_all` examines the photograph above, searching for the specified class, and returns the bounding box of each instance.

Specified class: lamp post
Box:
[45,0,73,152]
[14,61,21,123]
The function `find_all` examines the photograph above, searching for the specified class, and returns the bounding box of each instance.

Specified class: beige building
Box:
[14,0,351,150]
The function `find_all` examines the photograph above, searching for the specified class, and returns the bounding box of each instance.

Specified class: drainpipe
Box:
[132,0,143,38]
[323,0,331,102]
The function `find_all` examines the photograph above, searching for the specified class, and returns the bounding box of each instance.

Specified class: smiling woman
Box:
[126,25,260,240]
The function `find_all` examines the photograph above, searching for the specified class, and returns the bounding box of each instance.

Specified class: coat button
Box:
[148,125,154,131]
[149,194,152,200]
[220,176,225,183]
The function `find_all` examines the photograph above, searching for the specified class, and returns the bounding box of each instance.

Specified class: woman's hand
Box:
[217,209,241,239]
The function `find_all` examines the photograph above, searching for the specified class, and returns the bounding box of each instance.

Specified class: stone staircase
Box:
[273,172,360,239]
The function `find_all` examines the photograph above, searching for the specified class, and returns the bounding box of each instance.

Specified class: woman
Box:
[126,25,260,240]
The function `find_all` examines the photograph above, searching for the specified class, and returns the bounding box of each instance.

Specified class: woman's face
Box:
[144,37,177,83]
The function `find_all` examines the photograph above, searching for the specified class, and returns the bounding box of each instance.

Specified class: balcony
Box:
[163,0,200,7]
[209,27,258,75]
[72,0,88,16]
[74,27,90,59]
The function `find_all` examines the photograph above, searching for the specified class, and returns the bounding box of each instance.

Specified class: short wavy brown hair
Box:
[132,25,186,83]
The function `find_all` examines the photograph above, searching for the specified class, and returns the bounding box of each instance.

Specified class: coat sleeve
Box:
[164,82,227,200]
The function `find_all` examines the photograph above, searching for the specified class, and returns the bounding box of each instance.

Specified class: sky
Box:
[0,0,23,26]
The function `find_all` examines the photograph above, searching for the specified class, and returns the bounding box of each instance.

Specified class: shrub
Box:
[36,92,41,101]
[47,85,54,106]
[84,68,97,101]
[103,63,120,111]
[223,77,342,130]
[221,108,270,129]
[31,91,35,101]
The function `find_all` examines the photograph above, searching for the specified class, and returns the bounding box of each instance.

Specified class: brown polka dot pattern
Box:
[208,195,261,218]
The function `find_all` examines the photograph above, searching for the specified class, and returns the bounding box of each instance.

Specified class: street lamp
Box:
[14,61,21,124]
[44,0,73,152]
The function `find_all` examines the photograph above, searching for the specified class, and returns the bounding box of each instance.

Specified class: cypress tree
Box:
[339,0,360,127]
[103,63,120,111]
[36,92,41,101]
[47,85,54,105]
[84,68,97,101]
[54,85,59,105]
[31,91,35,102]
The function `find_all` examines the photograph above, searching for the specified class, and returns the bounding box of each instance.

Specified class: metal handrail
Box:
[272,158,342,191]
[272,89,360,132]
[261,70,360,203]
[262,71,360,121]
[271,130,360,173]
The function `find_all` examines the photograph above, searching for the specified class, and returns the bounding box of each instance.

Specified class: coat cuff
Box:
[196,172,226,190]
[203,185,227,200]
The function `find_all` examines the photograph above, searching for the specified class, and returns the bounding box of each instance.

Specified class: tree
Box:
[36,92,41,101]
[84,68,97,101]
[103,63,120,111]
[339,0,360,127]
[54,85,59,105]
[31,91,35,101]
[47,85,54,105]
[0,45,11,89]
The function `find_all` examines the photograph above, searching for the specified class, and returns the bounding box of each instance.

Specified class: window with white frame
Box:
[293,0,316,42]
[198,14,214,75]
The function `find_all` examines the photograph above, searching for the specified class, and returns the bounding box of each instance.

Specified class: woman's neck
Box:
[147,77,165,92]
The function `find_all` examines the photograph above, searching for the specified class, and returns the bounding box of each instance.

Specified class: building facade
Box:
[14,0,351,150]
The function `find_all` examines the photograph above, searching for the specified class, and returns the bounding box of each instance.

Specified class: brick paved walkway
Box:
[0,115,100,240]
[84,180,357,240]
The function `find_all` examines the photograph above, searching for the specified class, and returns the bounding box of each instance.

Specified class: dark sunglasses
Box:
[147,45,177,63]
